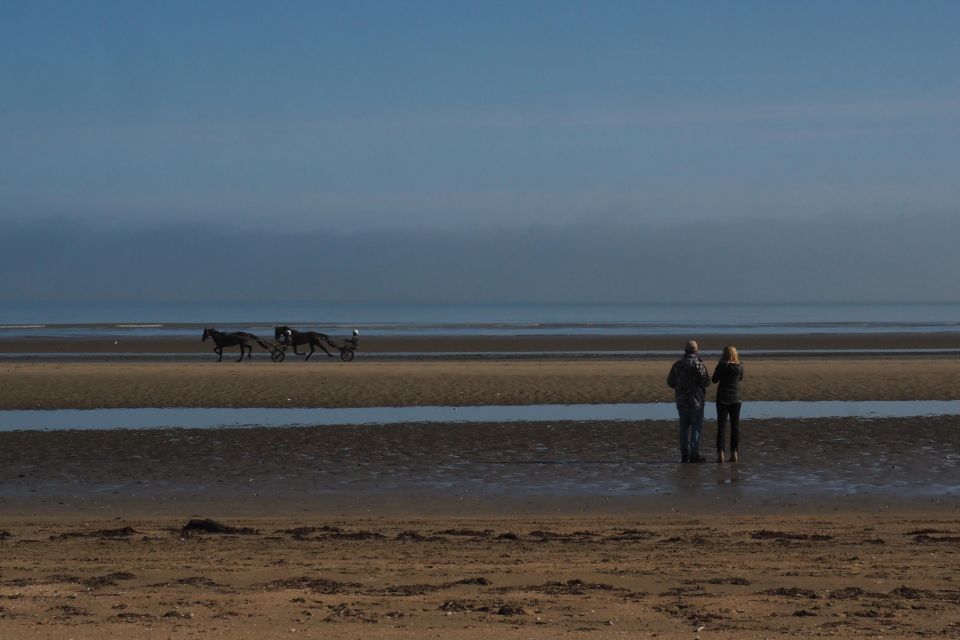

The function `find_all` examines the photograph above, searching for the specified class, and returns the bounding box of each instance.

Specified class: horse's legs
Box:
[305,342,315,360]
[316,336,334,358]
[215,346,223,362]
[236,344,245,362]
[292,341,304,356]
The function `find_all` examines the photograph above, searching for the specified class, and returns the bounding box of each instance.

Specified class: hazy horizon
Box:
[4,211,958,305]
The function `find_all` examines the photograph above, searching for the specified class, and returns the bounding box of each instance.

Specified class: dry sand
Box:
[1,336,958,638]
[0,512,958,639]
[2,357,960,409]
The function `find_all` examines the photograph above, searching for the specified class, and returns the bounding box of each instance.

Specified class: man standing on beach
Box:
[667,340,711,463]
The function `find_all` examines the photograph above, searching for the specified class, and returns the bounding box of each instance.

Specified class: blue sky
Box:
[2,2,960,304]
[3,0,959,231]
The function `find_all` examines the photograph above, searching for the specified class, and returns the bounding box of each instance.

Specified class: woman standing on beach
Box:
[712,346,744,463]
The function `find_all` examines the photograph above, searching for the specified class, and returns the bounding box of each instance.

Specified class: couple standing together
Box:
[666,340,743,463]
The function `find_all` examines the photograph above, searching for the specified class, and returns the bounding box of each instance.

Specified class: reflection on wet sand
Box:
[0,417,956,511]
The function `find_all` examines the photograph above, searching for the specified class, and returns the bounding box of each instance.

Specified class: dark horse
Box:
[274,325,336,360]
[202,328,271,362]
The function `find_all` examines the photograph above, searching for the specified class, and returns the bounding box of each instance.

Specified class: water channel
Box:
[1,400,958,432]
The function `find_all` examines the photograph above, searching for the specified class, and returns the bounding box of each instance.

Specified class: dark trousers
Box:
[716,402,742,451]
[677,405,704,461]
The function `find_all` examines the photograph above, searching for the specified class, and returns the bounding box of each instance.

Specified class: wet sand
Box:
[0,417,958,515]
[1,330,959,355]
[1,334,959,637]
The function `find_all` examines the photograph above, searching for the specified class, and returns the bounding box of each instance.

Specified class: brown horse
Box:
[202,328,271,362]
[274,325,336,360]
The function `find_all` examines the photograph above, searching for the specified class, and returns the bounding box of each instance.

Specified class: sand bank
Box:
[2,356,959,409]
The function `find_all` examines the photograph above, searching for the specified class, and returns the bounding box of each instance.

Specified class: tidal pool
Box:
[1,400,958,432]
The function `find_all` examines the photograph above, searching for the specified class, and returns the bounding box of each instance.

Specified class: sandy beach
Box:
[1,334,958,638]
[1,510,958,639]
[2,357,960,410]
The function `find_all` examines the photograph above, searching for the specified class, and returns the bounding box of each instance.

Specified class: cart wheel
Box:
[340,349,355,362]
[271,349,286,363]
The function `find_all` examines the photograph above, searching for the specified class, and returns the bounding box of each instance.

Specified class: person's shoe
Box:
[717,450,725,464]
[692,454,706,463]
[730,450,739,463]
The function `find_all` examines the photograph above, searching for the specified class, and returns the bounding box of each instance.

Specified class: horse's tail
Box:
[257,339,273,350]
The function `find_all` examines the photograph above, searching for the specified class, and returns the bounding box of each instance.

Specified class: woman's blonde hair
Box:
[721,345,739,363]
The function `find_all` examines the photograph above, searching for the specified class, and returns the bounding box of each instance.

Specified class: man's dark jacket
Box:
[667,353,710,409]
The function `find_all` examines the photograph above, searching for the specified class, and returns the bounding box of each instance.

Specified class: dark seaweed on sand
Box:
[181,519,258,535]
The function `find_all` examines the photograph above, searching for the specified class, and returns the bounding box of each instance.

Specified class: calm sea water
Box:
[1,301,959,338]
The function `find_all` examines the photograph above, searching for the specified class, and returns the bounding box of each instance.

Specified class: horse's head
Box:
[202,328,214,342]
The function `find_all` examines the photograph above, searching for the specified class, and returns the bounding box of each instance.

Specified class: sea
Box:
[1,301,959,339]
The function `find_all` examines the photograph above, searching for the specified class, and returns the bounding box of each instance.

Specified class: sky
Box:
[2,1,959,303]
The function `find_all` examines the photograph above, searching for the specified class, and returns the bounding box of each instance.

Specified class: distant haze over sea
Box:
[4,213,959,305]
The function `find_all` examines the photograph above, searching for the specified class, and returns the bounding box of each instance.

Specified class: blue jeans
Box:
[678,405,704,461]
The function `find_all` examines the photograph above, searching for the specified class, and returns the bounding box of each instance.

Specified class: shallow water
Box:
[1,400,958,432]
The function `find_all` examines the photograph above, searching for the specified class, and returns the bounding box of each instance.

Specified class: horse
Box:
[274,325,336,360]
[201,328,271,362]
